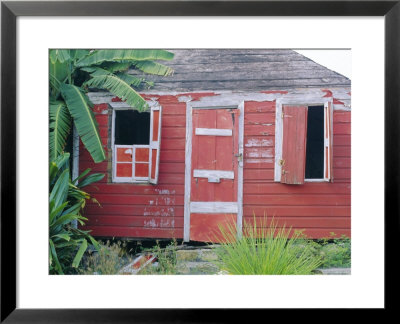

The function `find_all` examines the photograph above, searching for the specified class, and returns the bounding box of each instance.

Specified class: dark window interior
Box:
[305,106,324,179]
[114,110,150,145]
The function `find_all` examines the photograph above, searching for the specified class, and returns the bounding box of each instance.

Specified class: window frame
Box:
[274,97,333,183]
[111,101,161,184]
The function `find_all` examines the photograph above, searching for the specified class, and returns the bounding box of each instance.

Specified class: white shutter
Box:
[324,101,333,181]
[149,105,162,184]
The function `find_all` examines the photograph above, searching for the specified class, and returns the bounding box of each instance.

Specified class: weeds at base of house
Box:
[139,239,179,274]
[79,240,134,275]
[295,233,351,269]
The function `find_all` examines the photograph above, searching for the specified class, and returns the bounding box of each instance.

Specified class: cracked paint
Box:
[245,149,273,158]
[245,138,272,147]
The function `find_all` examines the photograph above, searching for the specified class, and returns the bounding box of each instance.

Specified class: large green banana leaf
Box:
[75,49,174,67]
[132,60,174,76]
[49,101,71,161]
[60,84,106,163]
[49,49,71,64]
[84,73,148,111]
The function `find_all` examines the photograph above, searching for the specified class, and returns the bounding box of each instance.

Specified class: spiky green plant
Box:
[49,49,174,162]
[49,153,104,274]
[213,217,322,275]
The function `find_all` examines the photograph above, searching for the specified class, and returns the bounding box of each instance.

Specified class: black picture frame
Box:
[1,0,399,322]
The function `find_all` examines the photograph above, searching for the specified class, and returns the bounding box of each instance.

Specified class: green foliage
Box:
[49,153,104,274]
[60,83,105,163]
[49,48,174,163]
[75,49,174,68]
[80,240,134,275]
[295,233,351,268]
[213,217,322,275]
[49,101,71,161]
[140,239,178,275]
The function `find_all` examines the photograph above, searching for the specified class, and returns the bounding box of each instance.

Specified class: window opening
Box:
[305,105,324,179]
[114,110,150,145]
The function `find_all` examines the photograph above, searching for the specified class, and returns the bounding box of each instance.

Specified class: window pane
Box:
[115,110,150,145]
[305,106,324,179]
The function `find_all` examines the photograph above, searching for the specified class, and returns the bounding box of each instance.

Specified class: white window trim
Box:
[111,101,160,183]
[274,97,333,183]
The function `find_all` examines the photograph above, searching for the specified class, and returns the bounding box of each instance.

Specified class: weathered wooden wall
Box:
[80,90,350,240]
[80,97,187,239]
[242,100,351,238]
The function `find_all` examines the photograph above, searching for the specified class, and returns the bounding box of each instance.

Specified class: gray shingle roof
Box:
[128,49,351,92]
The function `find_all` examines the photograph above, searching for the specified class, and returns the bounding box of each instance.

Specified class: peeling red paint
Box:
[333,98,344,105]
[179,92,217,101]
[111,96,123,102]
[81,92,351,241]
[93,103,109,113]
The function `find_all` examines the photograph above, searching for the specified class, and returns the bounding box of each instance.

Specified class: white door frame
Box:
[183,100,244,242]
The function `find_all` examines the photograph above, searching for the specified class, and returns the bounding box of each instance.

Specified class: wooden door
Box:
[189,108,240,242]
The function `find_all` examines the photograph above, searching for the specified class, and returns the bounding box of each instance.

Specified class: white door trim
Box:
[183,100,244,242]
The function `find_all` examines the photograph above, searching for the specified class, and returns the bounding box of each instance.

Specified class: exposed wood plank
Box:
[148,60,333,74]
[190,201,239,213]
[183,102,192,241]
[193,169,234,180]
[139,69,349,83]
[137,79,351,92]
[195,128,232,136]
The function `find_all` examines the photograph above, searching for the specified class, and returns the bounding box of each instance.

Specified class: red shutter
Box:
[149,106,162,184]
[281,105,308,184]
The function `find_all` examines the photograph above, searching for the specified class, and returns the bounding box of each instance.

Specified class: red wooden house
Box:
[79,49,351,242]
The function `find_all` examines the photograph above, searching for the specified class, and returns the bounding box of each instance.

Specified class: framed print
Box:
[1,0,399,322]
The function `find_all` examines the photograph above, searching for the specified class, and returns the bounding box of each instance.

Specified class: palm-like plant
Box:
[49,153,104,274]
[49,49,174,163]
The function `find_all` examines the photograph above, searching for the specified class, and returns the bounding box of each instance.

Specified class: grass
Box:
[212,217,323,275]
[139,239,179,274]
[79,240,133,275]
[295,233,351,268]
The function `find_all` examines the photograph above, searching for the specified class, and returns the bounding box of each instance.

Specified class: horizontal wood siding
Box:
[79,101,186,239]
[80,94,350,241]
[242,101,351,238]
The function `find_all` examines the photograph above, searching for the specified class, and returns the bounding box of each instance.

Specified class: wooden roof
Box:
[128,49,351,92]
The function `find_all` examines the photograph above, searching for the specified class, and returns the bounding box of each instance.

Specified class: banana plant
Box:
[49,49,174,163]
[49,153,104,274]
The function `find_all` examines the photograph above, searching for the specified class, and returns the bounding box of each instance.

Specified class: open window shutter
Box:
[281,105,308,184]
[149,105,162,184]
[324,101,334,181]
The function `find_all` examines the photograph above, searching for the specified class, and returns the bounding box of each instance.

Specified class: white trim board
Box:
[190,202,239,214]
[195,128,232,136]
[193,169,234,180]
